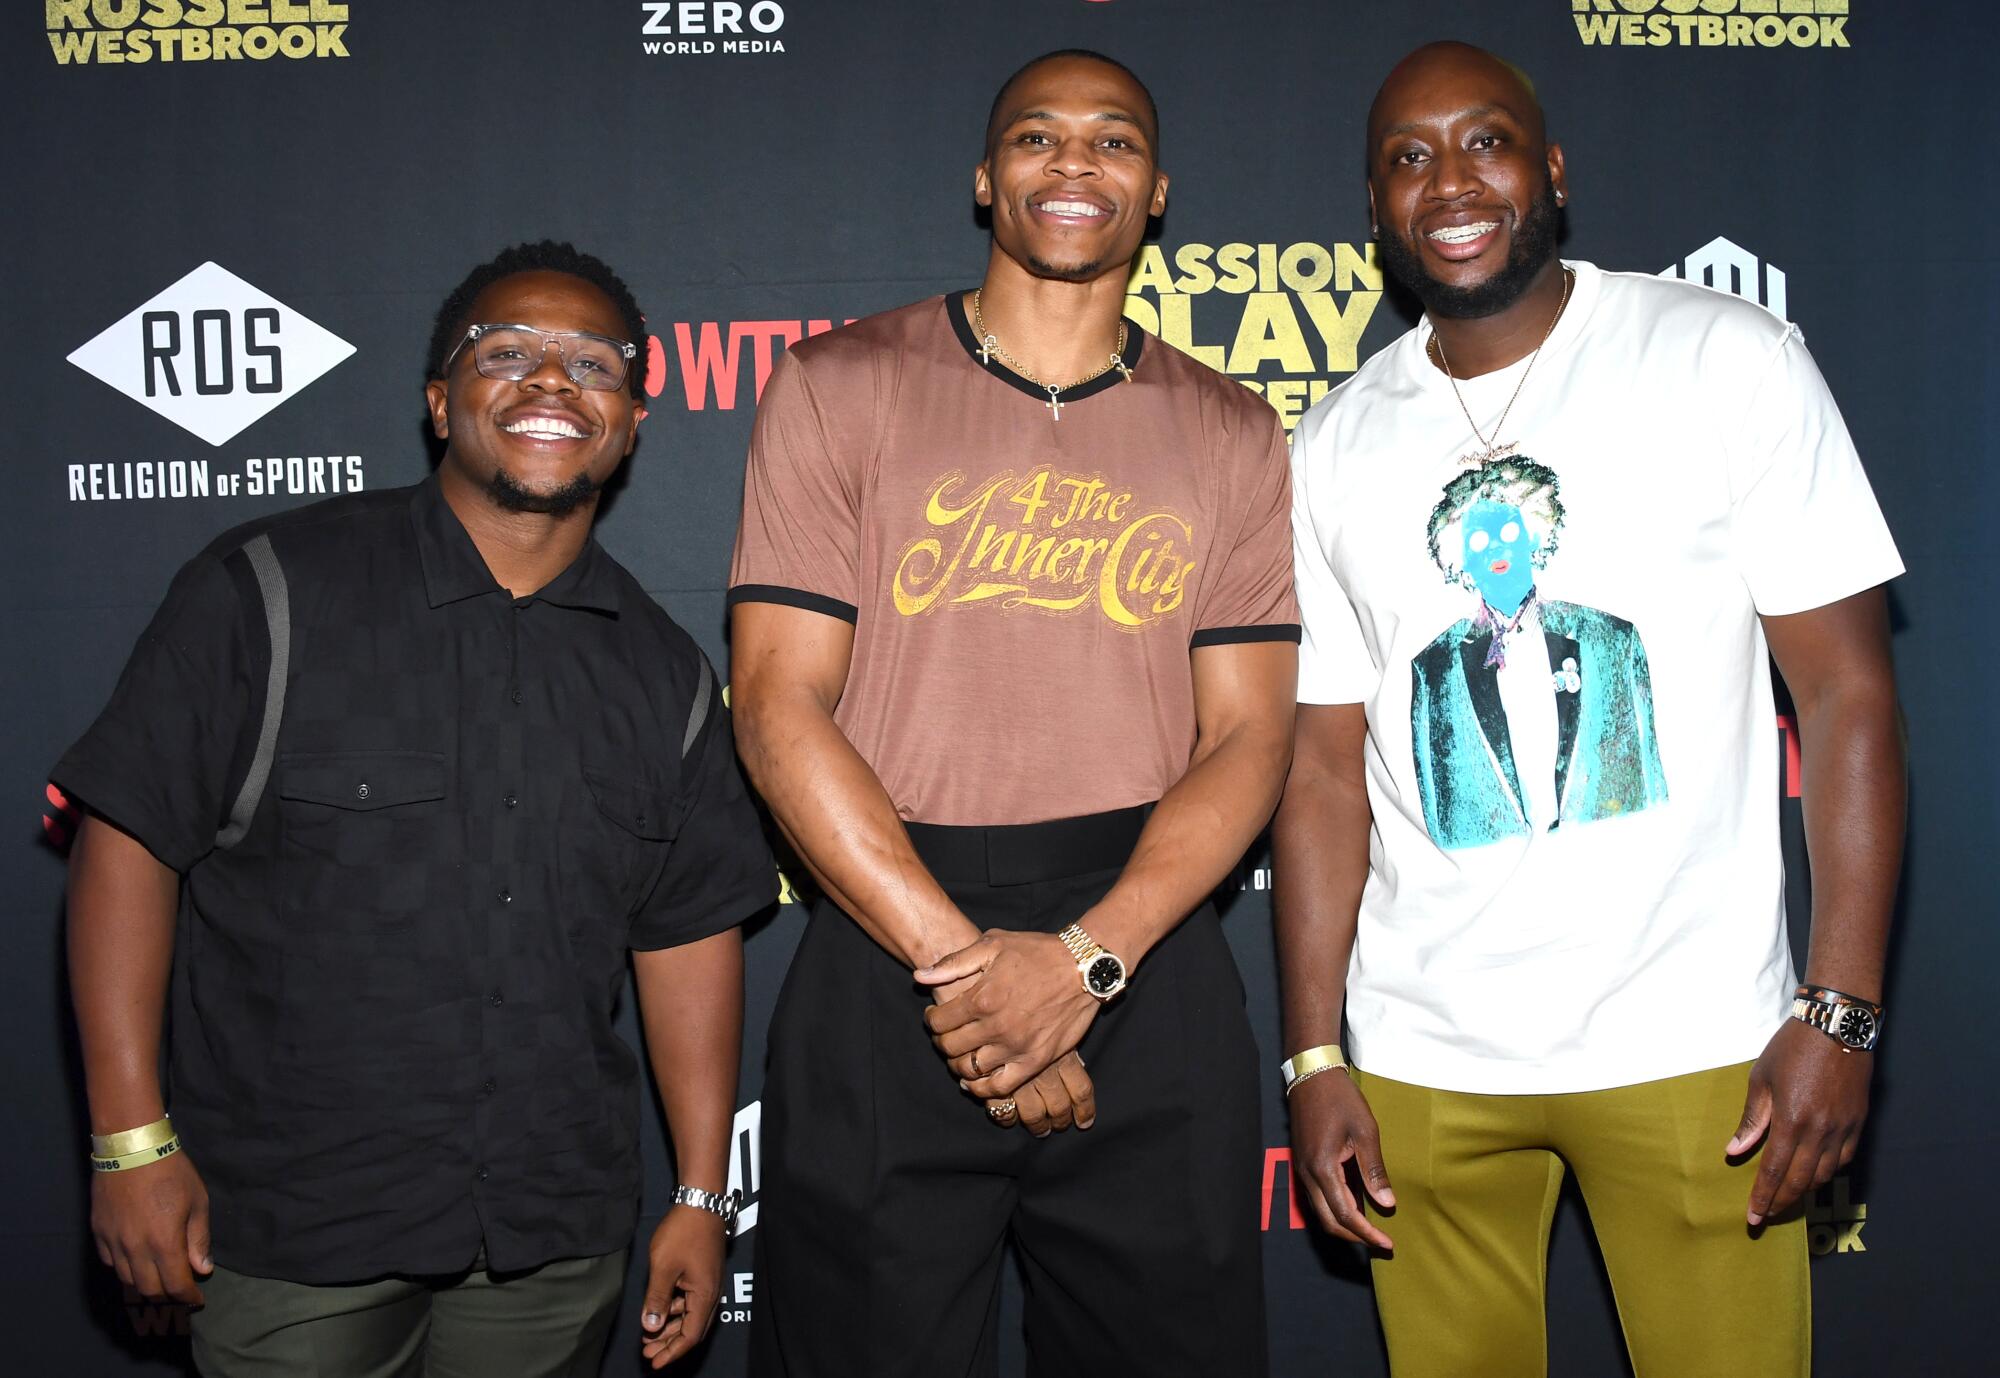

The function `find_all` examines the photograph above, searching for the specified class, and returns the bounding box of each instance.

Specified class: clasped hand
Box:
[918,929,1101,1130]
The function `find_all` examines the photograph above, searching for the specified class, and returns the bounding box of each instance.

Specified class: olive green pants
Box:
[1353,1062,1808,1378]
[190,1249,627,1378]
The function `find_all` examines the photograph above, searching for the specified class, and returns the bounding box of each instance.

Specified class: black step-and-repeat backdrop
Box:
[8,2,1993,1373]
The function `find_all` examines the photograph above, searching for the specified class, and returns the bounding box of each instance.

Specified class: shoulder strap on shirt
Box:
[682,656,715,761]
[215,533,291,849]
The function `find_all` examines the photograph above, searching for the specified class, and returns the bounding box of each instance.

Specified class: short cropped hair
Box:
[984,48,1159,157]
[428,240,648,398]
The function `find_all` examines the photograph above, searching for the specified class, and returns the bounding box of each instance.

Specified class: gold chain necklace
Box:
[971,289,1132,421]
[1429,266,1574,468]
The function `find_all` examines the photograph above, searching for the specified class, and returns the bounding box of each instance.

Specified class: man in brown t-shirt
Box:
[730,49,1297,1377]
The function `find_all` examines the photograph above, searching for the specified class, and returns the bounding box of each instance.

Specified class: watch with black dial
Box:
[1791,985,1883,1052]
[1057,924,1127,1001]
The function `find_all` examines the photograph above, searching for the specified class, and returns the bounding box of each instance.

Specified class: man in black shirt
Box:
[57,241,774,1375]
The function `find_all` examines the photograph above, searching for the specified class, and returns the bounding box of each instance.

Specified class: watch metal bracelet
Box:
[1057,924,1101,964]
[1790,991,1882,1052]
[671,1184,742,1229]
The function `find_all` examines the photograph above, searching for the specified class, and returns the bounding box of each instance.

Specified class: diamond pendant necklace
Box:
[1429,266,1574,468]
[971,289,1132,421]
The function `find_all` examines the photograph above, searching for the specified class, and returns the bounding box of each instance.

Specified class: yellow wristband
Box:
[1279,1044,1346,1094]
[90,1135,182,1173]
[90,1116,174,1159]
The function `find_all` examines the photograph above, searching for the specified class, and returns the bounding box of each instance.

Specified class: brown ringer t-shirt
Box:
[729,292,1299,826]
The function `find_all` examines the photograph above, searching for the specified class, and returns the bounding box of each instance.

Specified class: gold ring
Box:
[970,1049,982,1077]
[987,1101,1017,1120]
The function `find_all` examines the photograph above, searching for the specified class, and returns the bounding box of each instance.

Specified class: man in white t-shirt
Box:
[1274,41,1906,1376]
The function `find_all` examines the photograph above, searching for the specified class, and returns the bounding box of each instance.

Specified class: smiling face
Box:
[1367,43,1566,319]
[975,55,1167,284]
[1462,499,1539,614]
[425,270,640,519]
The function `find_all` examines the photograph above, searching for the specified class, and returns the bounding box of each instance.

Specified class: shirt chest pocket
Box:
[577,767,684,914]
[275,751,450,923]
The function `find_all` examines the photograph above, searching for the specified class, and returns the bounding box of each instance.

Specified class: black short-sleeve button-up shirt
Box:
[54,478,775,1284]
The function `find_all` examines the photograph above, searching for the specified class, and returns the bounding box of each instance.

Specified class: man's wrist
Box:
[1790,984,1883,1052]
[87,1089,168,1139]
[911,932,980,974]
[670,1184,742,1230]
[1073,898,1153,974]
[1280,1002,1347,1066]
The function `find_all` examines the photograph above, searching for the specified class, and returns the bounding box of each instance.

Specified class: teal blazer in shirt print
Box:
[1409,598,1668,851]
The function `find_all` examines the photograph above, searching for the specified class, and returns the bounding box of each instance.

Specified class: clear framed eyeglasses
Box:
[443,323,638,392]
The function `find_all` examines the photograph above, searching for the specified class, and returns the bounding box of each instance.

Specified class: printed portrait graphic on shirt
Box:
[892,466,1197,629]
[1410,455,1668,850]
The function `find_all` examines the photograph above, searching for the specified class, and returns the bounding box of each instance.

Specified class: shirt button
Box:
[356,782,370,800]
[503,793,518,809]
[511,689,523,705]
[498,888,512,904]
[481,1078,497,1095]
[477,1166,490,1182]
[488,990,504,1007]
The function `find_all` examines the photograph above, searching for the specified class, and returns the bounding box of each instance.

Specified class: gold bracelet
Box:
[1280,1064,1344,1096]
[1279,1044,1347,1094]
[90,1135,181,1173]
[90,1116,174,1159]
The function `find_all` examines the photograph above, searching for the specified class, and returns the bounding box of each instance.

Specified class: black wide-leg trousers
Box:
[749,806,1268,1378]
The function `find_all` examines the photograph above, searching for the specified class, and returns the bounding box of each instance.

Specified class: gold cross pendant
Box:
[1046,386,1063,421]
[979,334,997,366]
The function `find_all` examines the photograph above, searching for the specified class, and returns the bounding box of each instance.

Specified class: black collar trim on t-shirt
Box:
[947,289,1145,406]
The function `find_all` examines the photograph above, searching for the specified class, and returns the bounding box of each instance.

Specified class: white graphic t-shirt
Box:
[1292,260,1903,1094]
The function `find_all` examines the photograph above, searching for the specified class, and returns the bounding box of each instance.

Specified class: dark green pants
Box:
[190,1249,628,1378]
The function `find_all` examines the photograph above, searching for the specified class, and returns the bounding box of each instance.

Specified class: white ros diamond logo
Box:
[1660,236,1786,318]
[67,262,355,448]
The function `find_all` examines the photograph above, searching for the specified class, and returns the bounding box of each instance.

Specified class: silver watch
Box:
[1791,986,1883,1052]
[671,1184,743,1230]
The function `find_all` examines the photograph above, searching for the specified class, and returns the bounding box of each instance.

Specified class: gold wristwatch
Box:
[1057,924,1127,1001]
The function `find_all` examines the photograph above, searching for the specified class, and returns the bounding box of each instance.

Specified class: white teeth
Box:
[504,418,585,439]
[1429,222,1499,244]
[1039,199,1105,217]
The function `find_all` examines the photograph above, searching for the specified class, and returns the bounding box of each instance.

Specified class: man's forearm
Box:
[1270,703,1371,1056]
[634,930,745,1195]
[1084,644,1297,969]
[1272,791,1367,1051]
[66,813,181,1134]
[1085,717,1293,971]
[1795,679,1905,999]
[733,692,979,970]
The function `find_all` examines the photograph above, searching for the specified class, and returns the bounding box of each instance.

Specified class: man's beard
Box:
[1025,252,1107,283]
[1378,184,1562,320]
[485,467,599,518]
